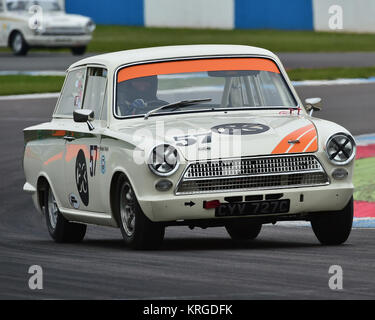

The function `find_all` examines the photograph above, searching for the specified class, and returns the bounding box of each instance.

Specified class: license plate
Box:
[215,199,290,217]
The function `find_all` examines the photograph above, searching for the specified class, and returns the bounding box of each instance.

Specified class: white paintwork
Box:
[0,0,93,49]
[23,45,355,227]
[313,0,375,33]
[144,0,234,29]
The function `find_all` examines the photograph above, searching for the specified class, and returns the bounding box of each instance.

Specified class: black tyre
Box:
[225,221,262,241]
[44,185,86,243]
[114,174,165,250]
[10,31,29,56]
[311,196,353,245]
[71,46,87,55]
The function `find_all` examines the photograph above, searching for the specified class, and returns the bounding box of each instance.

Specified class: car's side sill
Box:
[59,207,118,228]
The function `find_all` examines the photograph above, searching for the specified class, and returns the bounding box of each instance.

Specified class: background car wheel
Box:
[71,46,87,55]
[44,185,86,243]
[225,221,262,241]
[114,174,165,250]
[10,32,29,56]
[311,196,353,245]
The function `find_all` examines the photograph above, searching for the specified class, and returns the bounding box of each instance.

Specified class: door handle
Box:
[63,136,76,142]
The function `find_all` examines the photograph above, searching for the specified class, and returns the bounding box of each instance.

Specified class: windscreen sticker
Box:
[117,58,280,83]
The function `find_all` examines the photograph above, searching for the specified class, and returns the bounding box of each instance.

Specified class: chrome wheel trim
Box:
[48,190,59,230]
[120,182,136,237]
[12,33,23,53]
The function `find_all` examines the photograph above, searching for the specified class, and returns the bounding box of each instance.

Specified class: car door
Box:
[63,66,108,213]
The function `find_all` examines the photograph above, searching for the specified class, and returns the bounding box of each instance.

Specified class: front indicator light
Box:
[332,168,348,180]
[155,179,173,191]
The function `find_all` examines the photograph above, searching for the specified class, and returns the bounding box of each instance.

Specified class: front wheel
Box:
[44,185,86,243]
[71,46,87,55]
[114,174,165,250]
[225,221,262,241]
[10,32,29,56]
[311,196,353,245]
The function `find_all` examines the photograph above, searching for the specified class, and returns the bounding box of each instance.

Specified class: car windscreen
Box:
[115,58,297,118]
[6,0,61,12]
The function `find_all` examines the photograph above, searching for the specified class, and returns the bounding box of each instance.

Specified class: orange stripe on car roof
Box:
[117,58,280,83]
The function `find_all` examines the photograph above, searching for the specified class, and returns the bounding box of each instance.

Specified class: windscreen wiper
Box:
[144,98,212,120]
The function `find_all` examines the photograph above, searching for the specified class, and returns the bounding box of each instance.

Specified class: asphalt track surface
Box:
[1,80,375,300]
[1,51,375,71]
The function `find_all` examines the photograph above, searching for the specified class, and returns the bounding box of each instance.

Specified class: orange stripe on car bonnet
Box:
[117,58,280,83]
[272,124,317,154]
[287,128,316,153]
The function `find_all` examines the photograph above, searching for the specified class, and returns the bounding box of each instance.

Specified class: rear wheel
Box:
[311,196,353,245]
[71,46,87,55]
[44,185,86,243]
[10,32,29,56]
[114,174,165,250]
[225,221,262,241]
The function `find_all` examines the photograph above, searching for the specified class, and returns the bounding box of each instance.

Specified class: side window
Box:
[55,68,86,116]
[100,89,108,121]
[0,0,3,12]
[82,67,107,120]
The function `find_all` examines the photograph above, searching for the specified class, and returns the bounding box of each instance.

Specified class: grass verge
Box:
[288,66,375,81]
[354,157,375,202]
[88,26,375,53]
[0,75,64,96]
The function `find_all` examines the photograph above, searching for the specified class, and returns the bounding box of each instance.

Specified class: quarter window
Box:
[82,67,107,120]
[55,68,86,116]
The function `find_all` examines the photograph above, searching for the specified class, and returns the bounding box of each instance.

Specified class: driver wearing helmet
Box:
[117,75,166,116]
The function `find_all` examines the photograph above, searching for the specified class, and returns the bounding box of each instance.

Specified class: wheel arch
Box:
[109,168,139,226]
[36,173,58,215]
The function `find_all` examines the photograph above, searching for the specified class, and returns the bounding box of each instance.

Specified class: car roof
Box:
[68,44,279,71]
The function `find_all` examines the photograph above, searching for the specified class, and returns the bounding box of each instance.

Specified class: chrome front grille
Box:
[176,155,329,195]
[43,27,86,35]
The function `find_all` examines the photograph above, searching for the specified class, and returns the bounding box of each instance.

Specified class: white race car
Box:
[0,0,94,55]
[23,45,356,249]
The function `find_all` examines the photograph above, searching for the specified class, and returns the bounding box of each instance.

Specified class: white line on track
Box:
[292,77,375,87]
[0,70,65,76]
[0,92,59,101]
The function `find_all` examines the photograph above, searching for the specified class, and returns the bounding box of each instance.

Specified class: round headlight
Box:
[326,133,356,165]
[86,20,96,33]
[148,144,180,176]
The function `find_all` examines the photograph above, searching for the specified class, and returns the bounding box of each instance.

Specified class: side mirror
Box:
[305,97,322,116]
[73,109,95,131]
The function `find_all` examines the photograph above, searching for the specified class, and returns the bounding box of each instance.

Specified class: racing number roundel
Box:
[75,149,89,206]
[211,123,270,135]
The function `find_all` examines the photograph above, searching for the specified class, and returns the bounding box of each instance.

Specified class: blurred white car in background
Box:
[0,0,95,55]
